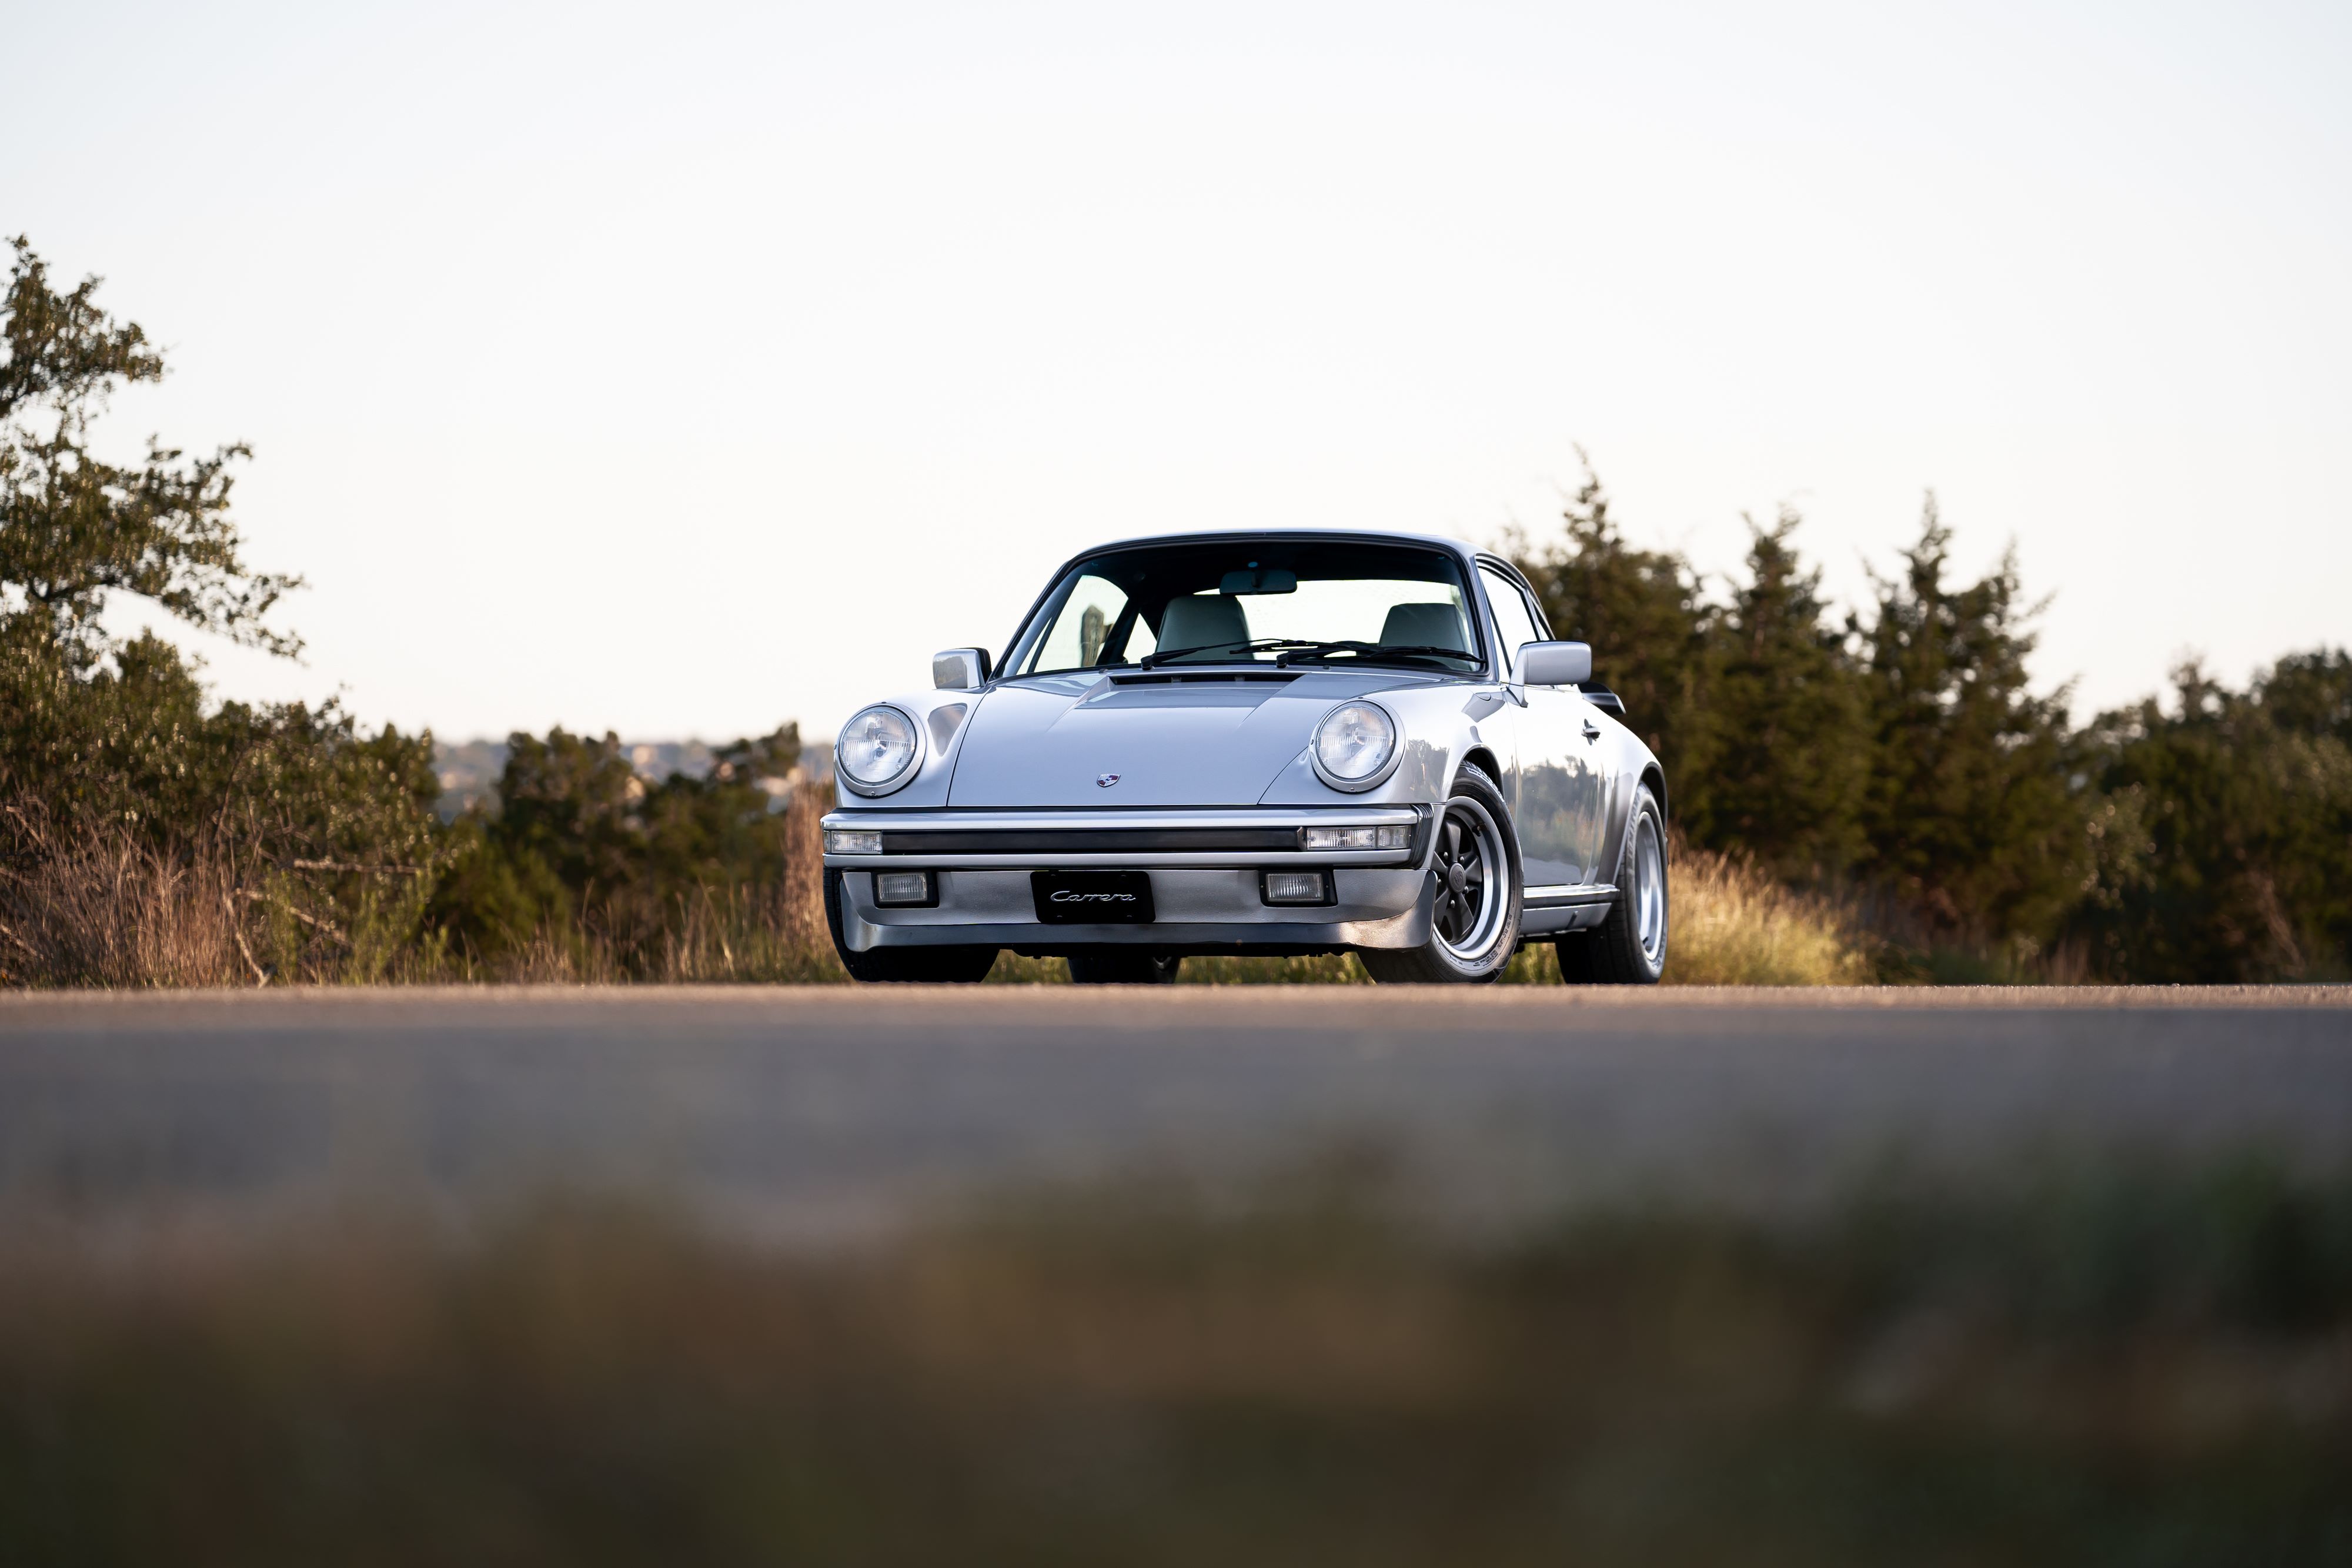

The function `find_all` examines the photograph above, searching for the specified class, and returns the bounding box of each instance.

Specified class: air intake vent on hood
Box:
[1105,671,1300,687]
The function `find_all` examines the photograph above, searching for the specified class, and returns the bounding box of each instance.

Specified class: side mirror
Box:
[1515,640,1592,687]
[933,647,992,690]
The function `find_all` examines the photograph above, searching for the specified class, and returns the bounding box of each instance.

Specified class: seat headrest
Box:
[1378,601,1470,652]
[1156,594,1252,658]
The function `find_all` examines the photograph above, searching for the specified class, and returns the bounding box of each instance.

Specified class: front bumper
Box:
[820,807,1435,955]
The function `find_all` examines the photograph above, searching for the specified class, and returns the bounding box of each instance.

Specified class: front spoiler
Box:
[833,866,1435,955]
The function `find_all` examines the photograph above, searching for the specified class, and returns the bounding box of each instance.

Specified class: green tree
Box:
[1,239,440,981]
[1682,510,1869,881]
[2069,655,2352,981]
[2256,648,2352,745]
[1,624,437,864]
[2,237,296,670]
[429,726,803,969]
[0,236,432,851]
[1855,498,2086,947]
[639,727,804,895]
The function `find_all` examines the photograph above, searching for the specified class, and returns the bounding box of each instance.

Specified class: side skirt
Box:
[1520,885,1616,938]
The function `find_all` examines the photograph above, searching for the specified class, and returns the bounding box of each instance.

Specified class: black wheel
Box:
[1067,952,1182,985]
[824,869,998,982]
[1359,764,1522,984]
[1558,784,1667,984]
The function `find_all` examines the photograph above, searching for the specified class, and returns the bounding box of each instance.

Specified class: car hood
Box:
[946,670,1421,807]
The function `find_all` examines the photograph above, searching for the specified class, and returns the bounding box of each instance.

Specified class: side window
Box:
[1479,566,1541,679]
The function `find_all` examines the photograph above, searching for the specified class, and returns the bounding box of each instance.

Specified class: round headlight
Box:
[1312,701,1398,790]
[837,706,920,794]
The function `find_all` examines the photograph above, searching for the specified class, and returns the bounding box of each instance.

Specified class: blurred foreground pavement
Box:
[3,987,2351,1566]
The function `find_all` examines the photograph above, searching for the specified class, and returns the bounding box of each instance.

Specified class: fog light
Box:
[874,871,934,906]
[1262,870,1333,906]
[1299,824,1412,851]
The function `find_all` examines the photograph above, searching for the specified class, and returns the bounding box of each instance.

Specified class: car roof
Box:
[1055,527,1488,569]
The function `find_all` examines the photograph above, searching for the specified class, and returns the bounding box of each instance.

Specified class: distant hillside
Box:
[433,737,832,821]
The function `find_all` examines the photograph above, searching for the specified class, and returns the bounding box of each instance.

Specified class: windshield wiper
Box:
[1273,641,1478,670]
[1137,636,1321,670]
[1138,636,1479,671]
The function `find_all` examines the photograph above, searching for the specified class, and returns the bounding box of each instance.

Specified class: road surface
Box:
[4,985,2348,1238]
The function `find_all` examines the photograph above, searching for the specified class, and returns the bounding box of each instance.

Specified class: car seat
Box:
[1378,601,1471,652]
[1157,593,1252,659]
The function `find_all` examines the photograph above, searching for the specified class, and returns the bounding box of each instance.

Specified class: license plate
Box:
[1032,870,1155,924]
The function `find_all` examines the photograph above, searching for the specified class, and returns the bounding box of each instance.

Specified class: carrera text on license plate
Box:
[1032,870,1155,924]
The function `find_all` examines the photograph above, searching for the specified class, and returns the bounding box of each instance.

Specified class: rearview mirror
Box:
[1516,640,1592,687]
[932,648,992,690]
[1218,567,1298,595]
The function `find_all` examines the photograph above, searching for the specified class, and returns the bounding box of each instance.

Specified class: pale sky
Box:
[8,0,2347,743]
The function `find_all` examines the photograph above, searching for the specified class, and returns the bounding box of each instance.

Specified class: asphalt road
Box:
[4,985,2349,1238]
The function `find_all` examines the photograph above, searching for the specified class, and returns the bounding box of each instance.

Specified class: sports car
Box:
[821,531,1668,984]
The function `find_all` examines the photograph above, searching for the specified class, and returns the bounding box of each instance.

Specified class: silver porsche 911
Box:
[821,531,1669,985]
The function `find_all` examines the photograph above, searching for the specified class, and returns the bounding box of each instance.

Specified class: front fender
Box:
[833,688,984,810]
[1252,679,1503,810]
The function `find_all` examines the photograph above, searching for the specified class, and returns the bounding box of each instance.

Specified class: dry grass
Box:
[0,792,850,989]
[1656,836,1877,985]
[0,808,256,988]
[4,796,1874,989]
[480,885,849,985]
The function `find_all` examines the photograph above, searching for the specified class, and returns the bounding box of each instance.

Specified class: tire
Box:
[1556,785,1667,984]
[1360,764,1522,984]
[1067,952,1182,985]
[824,869,998,983]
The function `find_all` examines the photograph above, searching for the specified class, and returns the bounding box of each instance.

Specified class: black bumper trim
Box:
[880,827,1304,855]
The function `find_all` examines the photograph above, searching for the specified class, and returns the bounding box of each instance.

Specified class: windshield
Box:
[1007,539,1482,678]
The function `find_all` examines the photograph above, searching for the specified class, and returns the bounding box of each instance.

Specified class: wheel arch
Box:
[1599,761,1669,889]
[1455,745,1504,791]
[1639,761,1668,825]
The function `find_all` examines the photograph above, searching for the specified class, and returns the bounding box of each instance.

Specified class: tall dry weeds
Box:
[0,806,250,988]
[1659,837,1876,985]
[1494,835,1871,986]
[1,802,440,989]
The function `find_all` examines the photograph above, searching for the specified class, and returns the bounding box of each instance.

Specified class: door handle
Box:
[1581,720,1602,743]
